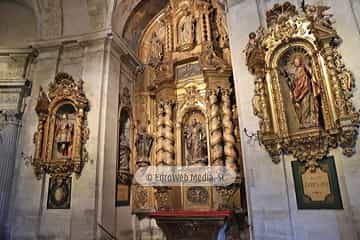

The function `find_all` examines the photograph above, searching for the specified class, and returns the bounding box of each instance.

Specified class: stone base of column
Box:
[0,223,10,240]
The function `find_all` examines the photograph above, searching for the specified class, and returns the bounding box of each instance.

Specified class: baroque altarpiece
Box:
[245,2,359,209]
[116,0,246,237]
[32,72,90,209]
[245,2,359,165]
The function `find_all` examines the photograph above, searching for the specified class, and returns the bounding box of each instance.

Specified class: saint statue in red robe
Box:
[290,54,321,128]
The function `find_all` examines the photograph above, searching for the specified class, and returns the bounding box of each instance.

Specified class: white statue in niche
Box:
[178,12,195,46]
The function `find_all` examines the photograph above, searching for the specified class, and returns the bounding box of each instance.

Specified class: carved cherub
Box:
[244,32,257,61]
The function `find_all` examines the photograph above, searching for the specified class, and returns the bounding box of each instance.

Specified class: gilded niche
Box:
[32,72,90,179]
[245,2,359,164]
[183,110,208,166]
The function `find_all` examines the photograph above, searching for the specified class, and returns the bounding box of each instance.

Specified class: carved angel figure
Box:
[305,5,334,27]
[244,32,257,61]
[55,114,74,157]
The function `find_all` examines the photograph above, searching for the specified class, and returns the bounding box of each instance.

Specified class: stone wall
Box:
[5,33,138,240]
[226,0,360,239]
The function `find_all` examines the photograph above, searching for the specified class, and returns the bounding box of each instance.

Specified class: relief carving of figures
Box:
[178,12,195,47]
[184,113,208,165]
[55,114,74,158]
[280,53,321,128]
[215,9,229,48]
[135,125,154,167]
[148,32,164,67]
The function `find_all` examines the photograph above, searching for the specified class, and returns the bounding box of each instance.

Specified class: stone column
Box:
[0,48,34,239]
[0,111,21,238]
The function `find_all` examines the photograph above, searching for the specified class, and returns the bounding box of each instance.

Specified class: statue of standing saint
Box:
[55,114,74,157]
[135,125,154,167]
[287,54,321,128]
[185,119,208,165]
[119,117,131,171]
[178,13,195,46]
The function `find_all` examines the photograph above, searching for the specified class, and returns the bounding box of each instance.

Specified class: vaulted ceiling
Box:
[1,0,225,51]
[112,0,169,51]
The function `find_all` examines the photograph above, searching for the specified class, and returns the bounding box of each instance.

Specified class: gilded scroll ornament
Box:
[245,2,359,164]
[32,72,90,179]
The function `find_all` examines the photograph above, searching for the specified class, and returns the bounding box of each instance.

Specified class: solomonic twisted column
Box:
[156,101,175,166]
[221,89,239,172]
[156,102,165,166]
[162,101,175,166]
[154,101,174,210]
[208,89,224,166]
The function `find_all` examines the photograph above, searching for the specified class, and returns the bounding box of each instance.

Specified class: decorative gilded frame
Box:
[246,2,359,164]
[32,72,90,179]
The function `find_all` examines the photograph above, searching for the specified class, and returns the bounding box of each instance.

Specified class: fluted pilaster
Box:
[0,112,20,236]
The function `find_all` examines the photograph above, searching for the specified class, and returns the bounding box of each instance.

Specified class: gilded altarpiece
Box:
[131,0,244,221]
[32,72,90,209]
[245,2,359,165]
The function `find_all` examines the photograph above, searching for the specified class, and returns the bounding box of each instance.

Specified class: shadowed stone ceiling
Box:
[120,0,169,51]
